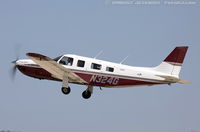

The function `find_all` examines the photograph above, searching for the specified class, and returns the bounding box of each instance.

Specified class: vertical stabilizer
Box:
[154,46,188,77]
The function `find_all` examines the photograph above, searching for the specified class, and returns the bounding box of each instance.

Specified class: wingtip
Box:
[26,53,51,61]
[26,53,46,58]
[26,53,39,57]
[26,53,32,57]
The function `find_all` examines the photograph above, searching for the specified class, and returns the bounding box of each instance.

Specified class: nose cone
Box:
[11,60,17,65]
[11,60,20,66]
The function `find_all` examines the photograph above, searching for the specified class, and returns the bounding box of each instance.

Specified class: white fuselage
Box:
[15,54,174,87]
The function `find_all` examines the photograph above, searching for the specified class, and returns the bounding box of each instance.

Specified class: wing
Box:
[156,75,192,84]
[26,53,87,84]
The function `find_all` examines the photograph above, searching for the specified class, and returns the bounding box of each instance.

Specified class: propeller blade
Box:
[10,65,17,82]
[10,44,22,82]
[14,43,21,60]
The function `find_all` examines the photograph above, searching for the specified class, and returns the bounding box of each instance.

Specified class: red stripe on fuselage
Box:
[17,65,61,81]
[75,72,160,87]
[17,65,161,87]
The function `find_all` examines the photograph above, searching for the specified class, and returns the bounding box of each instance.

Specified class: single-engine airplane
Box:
[11,46,191,99]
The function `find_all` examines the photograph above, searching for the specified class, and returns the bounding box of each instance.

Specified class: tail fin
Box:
[154,46,188,77]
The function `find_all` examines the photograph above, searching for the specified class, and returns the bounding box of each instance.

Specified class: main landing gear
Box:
[61,74,71,95]
[61,87,71,95]
[82,85,93,99]
[61,74,93,99]
[61,85,93,99]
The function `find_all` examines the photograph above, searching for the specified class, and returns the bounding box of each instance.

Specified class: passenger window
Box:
[59,57,73,66]
[106,67,114,72]
[91,63,101,70]
[77,60,85,67]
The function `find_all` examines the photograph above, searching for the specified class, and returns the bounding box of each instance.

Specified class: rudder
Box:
[154,46,188,77]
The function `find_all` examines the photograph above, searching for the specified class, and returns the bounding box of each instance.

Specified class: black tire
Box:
[82,90,91,99]
[61,87,71,95]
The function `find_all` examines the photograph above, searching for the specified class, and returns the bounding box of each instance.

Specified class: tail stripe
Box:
[164,46,188,64]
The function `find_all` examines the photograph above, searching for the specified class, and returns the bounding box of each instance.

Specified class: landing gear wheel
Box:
[82,90,91,99]
[61,87,71,95]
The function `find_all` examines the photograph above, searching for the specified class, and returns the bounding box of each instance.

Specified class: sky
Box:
[0,0,200,132]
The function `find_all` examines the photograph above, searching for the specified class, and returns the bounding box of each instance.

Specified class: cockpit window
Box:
[53,55,63,62]
[59,56,74,66]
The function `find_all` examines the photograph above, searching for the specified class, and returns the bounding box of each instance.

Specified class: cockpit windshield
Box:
[53,55,63,62]
[59,56,74,66]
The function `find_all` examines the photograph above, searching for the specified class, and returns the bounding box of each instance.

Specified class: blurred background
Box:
[0,0,199,132]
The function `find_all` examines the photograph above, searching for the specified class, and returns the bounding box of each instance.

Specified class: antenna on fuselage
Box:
[94,50,103,59]
[120,55,129,64]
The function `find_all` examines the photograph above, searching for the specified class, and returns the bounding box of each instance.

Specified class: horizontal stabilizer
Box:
[178,79,192,84]
[156,75,192,84]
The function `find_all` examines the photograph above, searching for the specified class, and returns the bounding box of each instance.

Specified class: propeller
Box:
[10,61,17,81]
[10,44,21,82]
